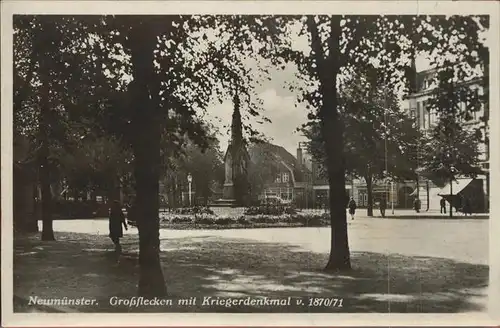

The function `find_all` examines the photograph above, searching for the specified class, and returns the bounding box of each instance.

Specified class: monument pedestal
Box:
[209,183,237,207]
[223,183,235,200]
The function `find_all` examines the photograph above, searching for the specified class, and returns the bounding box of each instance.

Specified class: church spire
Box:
[231,92,243,150]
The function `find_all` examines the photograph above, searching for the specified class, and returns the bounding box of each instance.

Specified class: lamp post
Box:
[298,141,311,209]
[391,180,395,214]
[187,173,192,207]
[449,165,457,218]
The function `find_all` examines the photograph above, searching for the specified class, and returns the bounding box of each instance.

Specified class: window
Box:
[282,172,289,183]
[275,173,281,183]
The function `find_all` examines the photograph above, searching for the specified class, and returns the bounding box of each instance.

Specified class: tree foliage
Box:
[302,68,425,215]
[417,66,483,187]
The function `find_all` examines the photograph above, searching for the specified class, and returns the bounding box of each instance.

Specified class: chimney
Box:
[297,147,303,167]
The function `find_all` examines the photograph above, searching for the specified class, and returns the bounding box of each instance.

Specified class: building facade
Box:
[247,142,312,206]
[404,66,489,212]
[310,160,416,210]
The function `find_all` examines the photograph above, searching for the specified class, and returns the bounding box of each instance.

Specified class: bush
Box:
[251,215,277,224]
[171,216,193,224]
[244,205,297,216]
[194,216,216,225]
[173,206,215,215]
[237,217,251,225]
[161,211,330,228]
[215,217,237,225]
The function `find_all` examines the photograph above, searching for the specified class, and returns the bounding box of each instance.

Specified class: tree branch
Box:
[306,16,326,79]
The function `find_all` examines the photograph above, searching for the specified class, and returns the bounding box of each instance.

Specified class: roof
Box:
[438,178,473,196]
[248,142,309,183]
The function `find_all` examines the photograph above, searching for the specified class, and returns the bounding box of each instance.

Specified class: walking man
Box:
[413,198,421,213]
[109,200,128,257]
[440,197,447,214]
[379,197,387,218]
[348,197,357,220]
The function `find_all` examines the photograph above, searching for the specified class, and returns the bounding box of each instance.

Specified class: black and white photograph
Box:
[2,1,499,326]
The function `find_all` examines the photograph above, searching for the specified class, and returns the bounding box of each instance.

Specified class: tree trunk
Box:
[309,15,351,271]
[39,56,55,241]
[365,173,374,217]
[128,20,167,297]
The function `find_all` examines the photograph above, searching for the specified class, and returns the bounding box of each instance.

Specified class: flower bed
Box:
[171,206,215,215]
[244,205,298,216]
[158,211,330,230]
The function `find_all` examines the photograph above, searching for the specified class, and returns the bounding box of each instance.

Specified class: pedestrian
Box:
[379,197,387,218]
[348,197,357,220]
[413,198,421,213]
[462,197,472,216]
[440,197,447,214]
[109,200,128,256]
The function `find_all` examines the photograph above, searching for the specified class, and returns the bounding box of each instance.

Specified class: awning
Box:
[438,178,473,197]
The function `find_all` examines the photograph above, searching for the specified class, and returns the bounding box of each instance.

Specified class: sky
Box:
[203,62,309,158]
[204,55,433,158]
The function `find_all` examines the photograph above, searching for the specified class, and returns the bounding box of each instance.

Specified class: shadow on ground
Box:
[13,231,488,313]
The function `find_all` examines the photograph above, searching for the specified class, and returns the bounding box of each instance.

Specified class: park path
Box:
[49,216,488,265]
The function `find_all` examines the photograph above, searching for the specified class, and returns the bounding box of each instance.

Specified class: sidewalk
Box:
[301,208,489,220]
[372,209,488,220]
[13,228,488,313]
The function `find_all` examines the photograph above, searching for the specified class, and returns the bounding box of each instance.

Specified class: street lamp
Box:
[298,141,312,209]
[187,173,192,207]
[449,165,457,218]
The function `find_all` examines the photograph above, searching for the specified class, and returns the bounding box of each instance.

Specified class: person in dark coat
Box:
[413,198,421,213]
[348,197,357,220]
[109,200,127,254]
[440,197,447,214]
[379,197,387,218]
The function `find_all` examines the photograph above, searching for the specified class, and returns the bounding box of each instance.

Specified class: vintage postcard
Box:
[1,0,499,326]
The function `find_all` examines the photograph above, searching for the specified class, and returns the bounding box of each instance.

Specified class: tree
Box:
[14,16,95,240]
[90,15,273,296]
[14,14,272,293]
[14,15,119,238]
[263,14,489,271]
[59,135,132,201]
[302,68,424,216]
[162,127,224,207]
